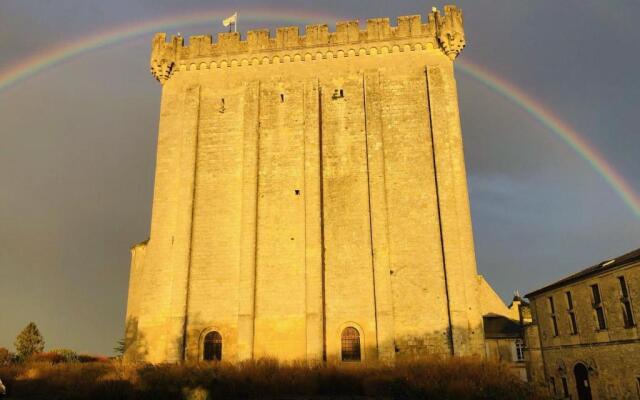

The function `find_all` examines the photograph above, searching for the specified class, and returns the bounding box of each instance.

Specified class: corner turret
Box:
[150,33,182,84]
[434,5,466,60]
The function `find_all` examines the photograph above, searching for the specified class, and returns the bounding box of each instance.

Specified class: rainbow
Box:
[0,8,638,218]
[0,8,337,93]
[457,60,640,218]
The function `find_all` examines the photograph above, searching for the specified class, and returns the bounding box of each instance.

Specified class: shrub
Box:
[77,354,110,363]
[50,349,79,363]
[28,352,67,364]
[0,357,550,400]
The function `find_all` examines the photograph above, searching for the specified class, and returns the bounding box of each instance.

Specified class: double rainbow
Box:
[1,8,638,218]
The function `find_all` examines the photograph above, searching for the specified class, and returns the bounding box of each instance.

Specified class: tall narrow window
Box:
[514,339,525,361]
[566,291,579,334]
[203,331,222,361]
[341,327,361,362]
[549,377,557,396]
[636,377,640,398]
[561,377,569,398]
[618,276,635,327]
[549,296,559,336]
[591,284,607,330]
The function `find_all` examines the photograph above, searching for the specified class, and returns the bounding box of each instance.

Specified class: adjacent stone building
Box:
[525,248,640,399]
[124,5,508,364]
[483,294,530,381]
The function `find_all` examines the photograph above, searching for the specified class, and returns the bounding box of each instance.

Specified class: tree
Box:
[14,322,45,359]
[113,337,126,357]
[0,347,12,365]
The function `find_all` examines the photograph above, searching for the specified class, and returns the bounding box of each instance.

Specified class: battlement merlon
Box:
[150,5,465,84]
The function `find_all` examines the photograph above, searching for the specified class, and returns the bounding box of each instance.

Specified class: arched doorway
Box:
[574,363,592,400]
[341,327,361,362]
[203,331,222,361]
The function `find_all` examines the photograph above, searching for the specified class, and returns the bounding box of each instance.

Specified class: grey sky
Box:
[1,0,639,355]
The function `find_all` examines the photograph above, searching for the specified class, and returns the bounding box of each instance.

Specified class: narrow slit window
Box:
[280,93,285,103]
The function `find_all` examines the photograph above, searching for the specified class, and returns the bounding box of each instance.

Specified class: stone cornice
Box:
[150,5,465,84]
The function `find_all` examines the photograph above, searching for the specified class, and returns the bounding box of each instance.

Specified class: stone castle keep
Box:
[125,5,504,363]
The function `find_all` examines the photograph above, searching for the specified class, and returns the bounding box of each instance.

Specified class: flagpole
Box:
[235,14,238,33]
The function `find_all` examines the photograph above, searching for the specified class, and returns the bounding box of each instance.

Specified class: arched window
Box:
[341,327,361,362]
[203,331,222,361]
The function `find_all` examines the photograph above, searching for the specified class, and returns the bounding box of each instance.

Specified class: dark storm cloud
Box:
[1,0,638,354]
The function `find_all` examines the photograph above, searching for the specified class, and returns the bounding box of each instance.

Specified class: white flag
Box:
[223,12,238,27]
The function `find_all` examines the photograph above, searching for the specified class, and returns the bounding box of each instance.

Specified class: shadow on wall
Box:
[132,314,484,364]
[124,314,486,363]
[124,317,148,362]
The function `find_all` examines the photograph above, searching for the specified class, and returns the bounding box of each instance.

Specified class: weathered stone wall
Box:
[126,5,491,364]
[529,261,640,399]
[123,242,146,361]
[485,338,527,381]
[523,323,546,390]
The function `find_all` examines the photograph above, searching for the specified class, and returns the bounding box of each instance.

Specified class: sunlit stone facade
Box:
[125,5,498,364]
[525,249,640,399]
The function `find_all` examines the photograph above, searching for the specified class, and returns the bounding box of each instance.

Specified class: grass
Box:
[0,357,549,400]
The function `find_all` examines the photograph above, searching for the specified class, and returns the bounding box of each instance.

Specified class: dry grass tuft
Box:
[0,357,549,399]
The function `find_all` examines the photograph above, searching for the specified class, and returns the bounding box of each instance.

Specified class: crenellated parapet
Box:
[150,5,465,84]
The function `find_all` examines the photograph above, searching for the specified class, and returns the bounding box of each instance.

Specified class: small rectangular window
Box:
[619,276,635,328]
[551,315,559,336]
[622,301,635,327]
[619,276,629,297]
[591,284,602,304]
[591,284,607,330]
[566,291,574,309]
[595,307,607,330]
[569,312,579,335]
[561,377,569,397]
[514,339,525,362]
